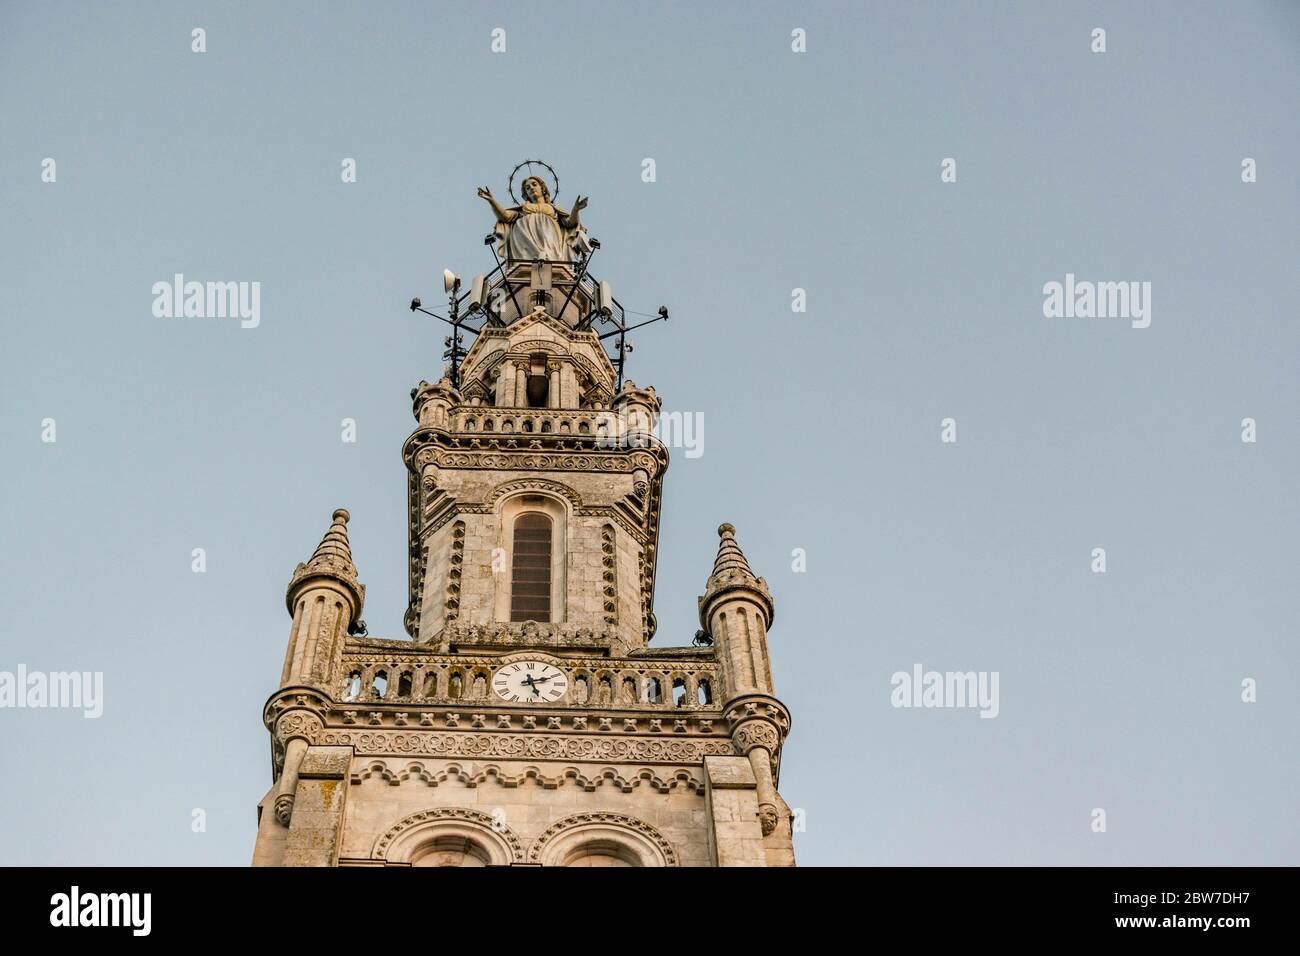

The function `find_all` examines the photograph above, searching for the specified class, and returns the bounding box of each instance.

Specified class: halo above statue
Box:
[507,159,561,204]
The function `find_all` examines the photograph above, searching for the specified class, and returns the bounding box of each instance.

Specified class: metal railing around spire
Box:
[409,249,666,392]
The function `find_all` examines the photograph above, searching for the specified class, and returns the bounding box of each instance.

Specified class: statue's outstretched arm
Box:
[477,186,517,223]
[559,195,588,229]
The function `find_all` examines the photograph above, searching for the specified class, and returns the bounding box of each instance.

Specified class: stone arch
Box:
[512,338,569,357]
[528,812,677,867]
[375,808,524,866]
[485,478,583,512]
[492,484,573,623]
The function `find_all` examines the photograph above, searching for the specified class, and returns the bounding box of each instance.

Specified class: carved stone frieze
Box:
[416,448,661,474]
[317,729,736,763]
[350,759,705,794]
[440,619,615,650]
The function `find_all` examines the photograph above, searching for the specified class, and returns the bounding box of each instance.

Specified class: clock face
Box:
[492,661,569,703]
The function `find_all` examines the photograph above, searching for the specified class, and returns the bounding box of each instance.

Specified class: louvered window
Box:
[510,512,552,622]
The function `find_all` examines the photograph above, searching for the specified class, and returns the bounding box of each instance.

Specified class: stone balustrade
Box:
[337,655,718,711]
[453,408,623,439]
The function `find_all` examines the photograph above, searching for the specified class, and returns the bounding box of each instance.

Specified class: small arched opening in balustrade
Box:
[697,678,713,705]
[672,677,687,707]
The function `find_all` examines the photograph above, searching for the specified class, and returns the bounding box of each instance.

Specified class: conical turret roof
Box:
[309,508,355,568]
[286,508,365,616]
[699,523,773,628]
[710,523,757,584]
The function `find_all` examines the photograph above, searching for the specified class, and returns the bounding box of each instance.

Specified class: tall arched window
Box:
[511,512,553,622]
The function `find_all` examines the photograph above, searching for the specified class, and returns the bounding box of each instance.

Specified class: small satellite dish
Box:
[443,269,460,294]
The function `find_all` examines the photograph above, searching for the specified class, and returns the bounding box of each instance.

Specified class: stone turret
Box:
[281,508,365,689]
[699,523,791,847]
[262,509,366,838]
[699,523,775,695]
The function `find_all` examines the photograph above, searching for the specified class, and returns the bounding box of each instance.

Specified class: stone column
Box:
[499,361,516,407]
[271,708,324,828]
[724,696,792,844]
[560,364,578,409]
[514,361,528,406]
[548,361,562,408]
[274,737,308,825]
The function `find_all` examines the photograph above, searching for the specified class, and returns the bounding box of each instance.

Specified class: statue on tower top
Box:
[477,160,592,263]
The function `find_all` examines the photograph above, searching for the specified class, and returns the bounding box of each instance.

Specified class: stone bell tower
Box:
[252,164,795,867]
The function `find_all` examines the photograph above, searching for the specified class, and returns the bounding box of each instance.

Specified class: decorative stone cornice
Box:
[437,620,616,652]
[262,687,332,733]
[723,693,791,743]
[413,444,665,476]
[317,729,736,764]
[351,760,705,794]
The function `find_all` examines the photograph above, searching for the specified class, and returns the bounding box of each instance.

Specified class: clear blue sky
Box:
[1,1,1297,865]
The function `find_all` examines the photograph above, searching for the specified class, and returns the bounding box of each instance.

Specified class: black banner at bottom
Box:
[0,866,1284,940]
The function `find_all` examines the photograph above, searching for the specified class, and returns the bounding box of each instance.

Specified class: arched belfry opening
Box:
[510,511,553,622]
[525,353,549,408]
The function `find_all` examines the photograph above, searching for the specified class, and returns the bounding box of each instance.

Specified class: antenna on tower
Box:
[597,305,669,390]
[408,268,484,390]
